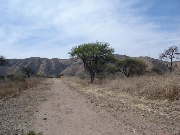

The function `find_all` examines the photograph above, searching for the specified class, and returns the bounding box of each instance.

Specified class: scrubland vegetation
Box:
[0,77,43,99]
[0,77,52,135]
[101,74,179,101]
[71,73,180,101]
[63,73,180,134]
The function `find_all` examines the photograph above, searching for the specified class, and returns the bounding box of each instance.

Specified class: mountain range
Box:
[0,54,179,77]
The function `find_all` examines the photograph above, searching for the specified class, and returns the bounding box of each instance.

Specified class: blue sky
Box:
[0,0,180,59]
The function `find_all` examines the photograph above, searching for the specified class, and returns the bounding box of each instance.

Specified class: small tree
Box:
[117,58,147,77]
[151,67,163,75]
[69,41,115,83]
[22,67,34,78]
[159,46,180,72]
[0,56,7,66]
[105,65,118,79]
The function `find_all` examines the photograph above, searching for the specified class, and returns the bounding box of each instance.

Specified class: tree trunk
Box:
[170,58,173,72]
[90,72,95,83]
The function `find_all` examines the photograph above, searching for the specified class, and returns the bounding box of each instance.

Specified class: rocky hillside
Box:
[0,57,84,76]
[0,55,179,76]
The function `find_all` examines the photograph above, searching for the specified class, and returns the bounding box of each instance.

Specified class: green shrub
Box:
[79,74,86,80]
[36,74,42,78]
[21,74,27,78]
[55,73,64,78]
[96,73,106,81]
[0,75,5,81]
[151,67,164,75]
[6,74,15,79]
[46,76,54,78]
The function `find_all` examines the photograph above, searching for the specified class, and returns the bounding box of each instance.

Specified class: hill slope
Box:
[0,55,179,76]
[0,57,84,76]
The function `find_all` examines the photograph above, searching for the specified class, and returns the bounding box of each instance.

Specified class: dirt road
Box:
[34,79,134,135]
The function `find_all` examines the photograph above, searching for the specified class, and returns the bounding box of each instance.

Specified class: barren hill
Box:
[0,55,179,76]
[0,57,84,76]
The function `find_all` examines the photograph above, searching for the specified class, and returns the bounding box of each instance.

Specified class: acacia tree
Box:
[159,46,180,72]
[117,58,147,77]
[22,67,34,78]
[69,41,115,83]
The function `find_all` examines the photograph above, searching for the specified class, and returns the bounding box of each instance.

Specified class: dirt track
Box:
[33,79,178,135]
[34,79,137,135]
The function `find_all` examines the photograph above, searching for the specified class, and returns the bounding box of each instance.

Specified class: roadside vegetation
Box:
[68,73,180,101]
[15,130,43,135]
[63,73,180,134]
[100,73,179,101]
[0,58,45,99]
[66,44,180,133]
[68,43,180,101]
[0,77,43,99]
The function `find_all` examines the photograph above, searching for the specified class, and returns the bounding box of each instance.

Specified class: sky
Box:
[0,0,180,59]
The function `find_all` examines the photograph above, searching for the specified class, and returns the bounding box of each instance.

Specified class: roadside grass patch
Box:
[0,78,44,99]
[63,74,180,134]
[102,73,180,101]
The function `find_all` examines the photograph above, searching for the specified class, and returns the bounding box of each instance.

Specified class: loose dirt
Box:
[34,79,131,135]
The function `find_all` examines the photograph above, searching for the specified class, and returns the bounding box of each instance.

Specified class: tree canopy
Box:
[22,67,34,78]
[117,58,147,77]
[69,41,115,83]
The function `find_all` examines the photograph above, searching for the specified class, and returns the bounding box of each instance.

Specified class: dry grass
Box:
[102,73,180,101]
[64,73,180,101]
[0,78,44,99]
[0,78,52,135]
[62,74,180,134]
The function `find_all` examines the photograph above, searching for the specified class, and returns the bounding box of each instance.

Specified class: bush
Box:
[0,78,43,98]
[21,74,27,78]
[79,74,86,80]
[117,58,147,77]
[55,74,64,78]
[46,76,54,78]
[26,131,43,135]
[0,75,5,82]
[6,74,15,80]
[151,67,164,75]
[36,74,43,78]
[15,130,43,135]
[96,73,106,81]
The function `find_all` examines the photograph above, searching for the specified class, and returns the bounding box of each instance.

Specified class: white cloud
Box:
[0,0,179,59]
